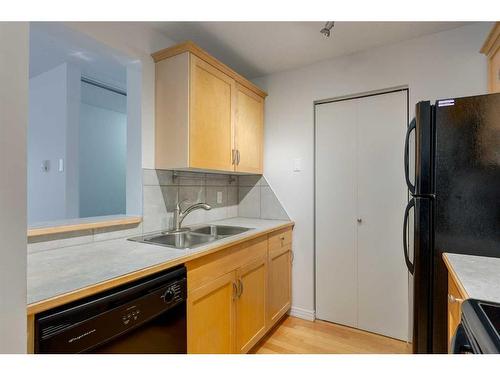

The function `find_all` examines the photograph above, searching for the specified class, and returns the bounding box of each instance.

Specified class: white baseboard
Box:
[288,306,315,321]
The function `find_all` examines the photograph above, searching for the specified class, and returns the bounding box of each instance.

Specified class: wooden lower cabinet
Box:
[447,273,466,351]
[187,271,237,354]
[236,257,267,353]
[268,245,292,326]
[186,227,293,354]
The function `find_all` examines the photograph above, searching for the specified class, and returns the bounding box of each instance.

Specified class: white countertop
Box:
[444,253,500,303]
[28,217,292,306]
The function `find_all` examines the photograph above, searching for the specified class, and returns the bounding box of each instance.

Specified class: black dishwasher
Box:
[35,266,187,354]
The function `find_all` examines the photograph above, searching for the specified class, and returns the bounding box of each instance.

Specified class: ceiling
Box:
[153,22,471,78]
[30,23,133,89]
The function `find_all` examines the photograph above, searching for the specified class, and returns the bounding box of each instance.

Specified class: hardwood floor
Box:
[251,316,412,354]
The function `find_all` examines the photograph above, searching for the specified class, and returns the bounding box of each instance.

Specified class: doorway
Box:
[314,88,409,341]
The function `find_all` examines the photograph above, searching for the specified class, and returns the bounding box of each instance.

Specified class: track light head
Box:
[320,21,335,38]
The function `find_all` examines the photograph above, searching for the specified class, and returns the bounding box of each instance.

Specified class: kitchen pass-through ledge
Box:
[27,215,142,238]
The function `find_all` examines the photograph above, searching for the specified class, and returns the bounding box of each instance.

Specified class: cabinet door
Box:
[235,83,264,174]
[187,271,237,354]
[189,55,235,171]
[447,274,465,351]
[235,257,267,353]
[268,245,291,326]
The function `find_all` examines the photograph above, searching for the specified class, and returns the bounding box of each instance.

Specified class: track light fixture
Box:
[320,21,335,38]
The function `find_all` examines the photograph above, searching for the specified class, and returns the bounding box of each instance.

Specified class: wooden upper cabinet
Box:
[480,22,500,93]
[190,56,235,171]
[152,41,267,173]
[235,84,264,174]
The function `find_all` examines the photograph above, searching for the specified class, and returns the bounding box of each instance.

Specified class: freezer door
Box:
[405,197,433,353]
[414,101,434,196]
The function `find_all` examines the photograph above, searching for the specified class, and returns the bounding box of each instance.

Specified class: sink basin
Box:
[128,224,252,250]
[190,225,251,237]
[142,231,216,249]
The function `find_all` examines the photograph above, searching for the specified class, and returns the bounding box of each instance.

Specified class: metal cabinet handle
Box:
[448,294,464,304]
[232,149,236,165]
[232,282,238,300]
[236,150,241,165]
[237,279,243,297]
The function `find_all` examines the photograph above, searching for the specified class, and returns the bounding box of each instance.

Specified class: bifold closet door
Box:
[315,90,408,341]
[356,92,408,341]
[315,99,358,327]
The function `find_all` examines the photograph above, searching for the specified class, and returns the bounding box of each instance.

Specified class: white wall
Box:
[65,64,81,219]
[79,83,127,217]
[0,22,29,353]
[28,63,82,224]
[65,22,176,169]
[28,64,68,223]
[253,23,491,318]
[126,66,143,215]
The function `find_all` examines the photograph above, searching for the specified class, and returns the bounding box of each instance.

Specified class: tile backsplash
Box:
[28,169,289,252]
[238,175,289,220]
[142,170,239,233]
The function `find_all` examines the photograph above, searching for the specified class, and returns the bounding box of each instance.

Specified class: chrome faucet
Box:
[173,200,212,231]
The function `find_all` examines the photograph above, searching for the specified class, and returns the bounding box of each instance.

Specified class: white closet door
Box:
[315,100,358,327]
[315,90,408,341]
[356,91,408,340]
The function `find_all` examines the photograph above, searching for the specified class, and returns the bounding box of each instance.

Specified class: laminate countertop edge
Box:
[27,220,294,316]
[443,252,500,303]
[442,253,470,299]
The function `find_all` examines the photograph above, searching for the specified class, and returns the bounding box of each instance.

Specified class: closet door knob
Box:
[357,218,362,223]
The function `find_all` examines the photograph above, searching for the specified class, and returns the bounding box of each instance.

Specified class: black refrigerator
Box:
[403,92,500,354]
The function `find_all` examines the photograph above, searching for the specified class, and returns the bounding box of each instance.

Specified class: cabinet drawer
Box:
[187,235,267,292]
[268,228,292,252]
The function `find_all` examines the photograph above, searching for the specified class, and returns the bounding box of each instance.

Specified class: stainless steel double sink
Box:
[128,224,252,250]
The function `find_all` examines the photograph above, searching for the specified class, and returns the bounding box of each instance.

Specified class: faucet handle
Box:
[176,199,190,212]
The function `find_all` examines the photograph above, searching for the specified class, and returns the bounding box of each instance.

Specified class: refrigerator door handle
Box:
[403,198,415,275]
[404,118,416,195]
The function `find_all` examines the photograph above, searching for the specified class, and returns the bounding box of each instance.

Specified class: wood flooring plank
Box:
[251,316,412,354]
